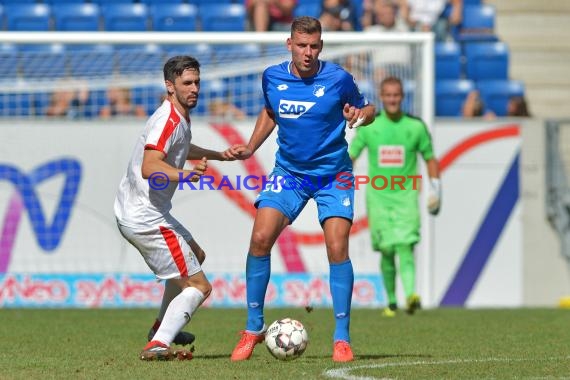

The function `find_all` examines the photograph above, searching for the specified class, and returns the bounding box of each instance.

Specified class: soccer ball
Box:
[264,318,309,361]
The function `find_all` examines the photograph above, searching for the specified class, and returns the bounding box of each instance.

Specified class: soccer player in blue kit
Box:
[228,16,376,362]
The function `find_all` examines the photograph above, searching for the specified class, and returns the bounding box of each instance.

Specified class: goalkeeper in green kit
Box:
[349,76,441,317]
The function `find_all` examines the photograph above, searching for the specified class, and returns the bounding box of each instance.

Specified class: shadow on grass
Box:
[355,353,433,360]
[192,353,433,360]
[297,353,433,360]
[192,354,234,359]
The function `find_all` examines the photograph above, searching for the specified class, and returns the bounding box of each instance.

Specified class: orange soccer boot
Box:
[332,340,354,362]
[230,329,266,361]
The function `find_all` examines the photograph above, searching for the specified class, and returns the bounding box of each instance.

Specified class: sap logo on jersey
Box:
[278,100,315,119]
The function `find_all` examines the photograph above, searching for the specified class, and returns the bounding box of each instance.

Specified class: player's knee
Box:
[200,282,212,299]
[327,249,349,264]
[192,281,212,299]
[250,230,276,253]
[180,274,211,298]
[326,240,348,260]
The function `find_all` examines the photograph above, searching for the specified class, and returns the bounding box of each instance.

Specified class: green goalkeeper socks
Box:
[396,243,416,299]
[380,248,397,306]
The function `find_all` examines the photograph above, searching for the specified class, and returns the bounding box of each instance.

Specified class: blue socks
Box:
[330,259,354,342]
[245,254,271,332]
[245,254,353,342]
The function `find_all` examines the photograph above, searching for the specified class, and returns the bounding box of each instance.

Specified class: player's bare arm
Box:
[344,103,376,129]
[141,149,206,182]
[187,143,236,161]
[426,158,440,179]
[230,107,277,160]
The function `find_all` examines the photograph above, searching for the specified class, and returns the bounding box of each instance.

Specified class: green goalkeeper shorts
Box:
[367,202,420,252]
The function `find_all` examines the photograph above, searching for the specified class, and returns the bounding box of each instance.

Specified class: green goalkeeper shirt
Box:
[348,111,435,248]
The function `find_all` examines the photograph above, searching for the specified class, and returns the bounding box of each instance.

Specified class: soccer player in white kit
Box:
[114,55,235,360]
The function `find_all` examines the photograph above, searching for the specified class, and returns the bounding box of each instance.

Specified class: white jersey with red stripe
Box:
[114,100,191,228]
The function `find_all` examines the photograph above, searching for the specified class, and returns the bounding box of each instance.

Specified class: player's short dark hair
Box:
[380,76,404,95]
[291,16,322,36]
[163,56,200,83]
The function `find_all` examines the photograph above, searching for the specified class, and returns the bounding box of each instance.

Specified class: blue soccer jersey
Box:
[262,60,369,177]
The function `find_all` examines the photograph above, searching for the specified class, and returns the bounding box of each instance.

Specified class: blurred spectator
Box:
[446,0,462,37]
[46,86,89,119]
[362,0,404,30]
[362,0,411,81]
[507,95,531,117]
[463,91,531,119]
[400,0,462,41]
[208,98,246,120]
[99,87,146,119]
[246,0,297,32]
[319,0,357,31]
[461,90,496,119]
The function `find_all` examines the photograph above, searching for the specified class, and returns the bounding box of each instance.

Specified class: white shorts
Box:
[117,214,202,280]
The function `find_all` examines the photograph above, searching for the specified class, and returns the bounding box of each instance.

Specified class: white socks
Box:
[152,287,205,346]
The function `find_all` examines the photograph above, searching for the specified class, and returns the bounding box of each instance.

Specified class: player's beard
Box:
[177,93,198,110]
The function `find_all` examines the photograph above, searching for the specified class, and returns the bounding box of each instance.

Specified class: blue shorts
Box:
[254,166,354,225]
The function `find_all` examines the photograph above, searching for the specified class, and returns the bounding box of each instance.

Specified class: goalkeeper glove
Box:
[427,178,441,215]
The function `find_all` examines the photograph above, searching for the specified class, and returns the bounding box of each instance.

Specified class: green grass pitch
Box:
[2,307,568,379]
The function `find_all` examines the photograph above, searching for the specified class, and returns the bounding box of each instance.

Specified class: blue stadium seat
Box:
[226,74,263,116]
[294,3,322,19]
[92,0,136,4]
[352,0,364,31]
[151,4,198,32]
[83,89,108,118]
[214,43,261,63]
[53,3,100,31]
[435,41,462,80]
[463,4,495,29]
[102,3,149,31]
[189,0,234,4]
[464,41,509,81]
[477,80,525,117]
[0,0,37,3]
[402,80,416,114]
[193,78,228,115]
[0,93,34,117]
[20,44,68,79]
[142,0,186,4]
[132,85,166,116]
[33,92,52,117]
[0,5,3,31]
[199,4,246,32]
[69,44,115,77]
[355,79,376,106]
[116,44,165,75]
[5,4,51,31]
[44,0,90,4]
[435,79,475,117]
[201,78,228,99]
[0,44,18,81]
[163,43,213,65]
[457,4,498,42]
